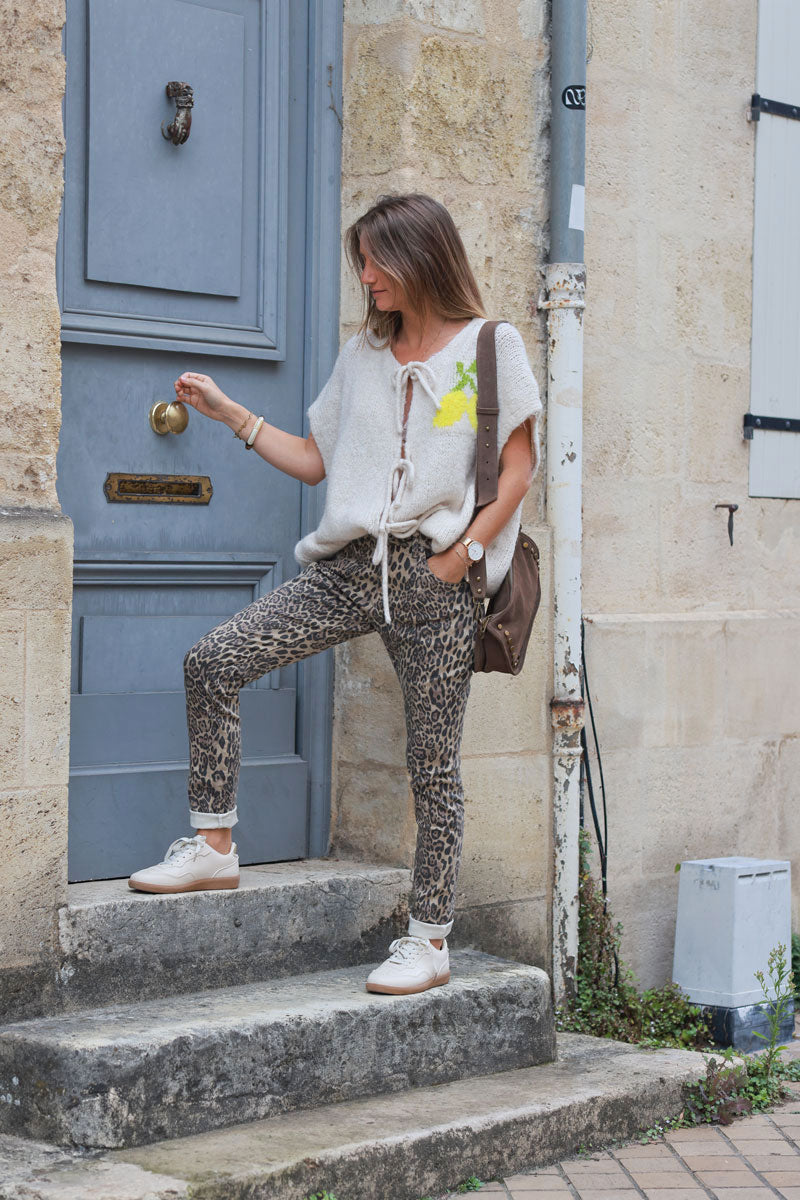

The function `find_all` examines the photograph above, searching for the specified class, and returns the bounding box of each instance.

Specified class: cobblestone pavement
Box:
[443,1032,800,1200]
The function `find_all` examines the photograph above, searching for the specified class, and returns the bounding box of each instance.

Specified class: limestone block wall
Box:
[583,0,800,985]
[0,0,65,508]
[332,0,553,966]
[0,0,72,1013]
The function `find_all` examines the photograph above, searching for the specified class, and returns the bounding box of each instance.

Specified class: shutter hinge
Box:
[743,413,800,439]
[747,93,800,123]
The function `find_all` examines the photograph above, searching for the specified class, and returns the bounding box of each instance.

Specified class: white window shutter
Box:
[748,0,800,498]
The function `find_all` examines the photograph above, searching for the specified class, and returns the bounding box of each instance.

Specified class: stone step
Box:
[0,1034,706,1200]
[0,951,554,1150]
[55,858,411,1012]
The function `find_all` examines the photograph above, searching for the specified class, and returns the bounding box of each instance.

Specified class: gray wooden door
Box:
[57,0,341,881]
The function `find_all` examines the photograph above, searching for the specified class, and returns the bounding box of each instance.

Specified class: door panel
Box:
[69,690,296,766]
[67,758,308,881]
[86,0,246,297]
[58,0,329,881]
[60,0,288,357]
[56,349,302,553]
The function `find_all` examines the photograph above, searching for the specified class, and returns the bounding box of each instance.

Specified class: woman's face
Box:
[359,236,403,311]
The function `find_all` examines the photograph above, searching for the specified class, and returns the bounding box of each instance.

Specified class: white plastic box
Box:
[672,856,791,1006]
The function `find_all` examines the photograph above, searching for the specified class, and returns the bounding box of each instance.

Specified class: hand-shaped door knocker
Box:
[162,82,194,145]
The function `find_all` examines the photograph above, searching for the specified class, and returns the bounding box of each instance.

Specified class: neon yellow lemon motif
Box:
[433,359,478,431]
[435,390,477,430]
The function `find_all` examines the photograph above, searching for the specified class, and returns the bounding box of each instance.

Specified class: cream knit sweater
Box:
[294,317,542,624]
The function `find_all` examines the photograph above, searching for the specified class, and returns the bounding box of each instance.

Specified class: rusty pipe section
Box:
[543,263,586,1006]
[550,695,584,998]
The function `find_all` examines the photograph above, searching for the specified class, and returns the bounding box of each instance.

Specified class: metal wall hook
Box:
[714,503,739,546]
[161,82,194,145]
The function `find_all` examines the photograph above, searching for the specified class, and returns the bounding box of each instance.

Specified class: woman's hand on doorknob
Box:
[174,372,232,421]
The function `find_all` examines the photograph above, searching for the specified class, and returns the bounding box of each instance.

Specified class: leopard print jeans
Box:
[183,532,478,937]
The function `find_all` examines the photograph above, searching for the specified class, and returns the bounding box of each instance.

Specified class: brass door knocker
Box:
[161,82,194,145]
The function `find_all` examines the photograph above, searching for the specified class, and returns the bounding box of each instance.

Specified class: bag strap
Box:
[467,319,508,601]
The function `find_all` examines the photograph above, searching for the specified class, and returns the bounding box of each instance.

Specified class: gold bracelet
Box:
[233,411,252,439]
[451,542,469,566]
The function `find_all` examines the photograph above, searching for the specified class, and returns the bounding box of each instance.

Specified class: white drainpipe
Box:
[541,265,585,1005]
[540,0,587,1006]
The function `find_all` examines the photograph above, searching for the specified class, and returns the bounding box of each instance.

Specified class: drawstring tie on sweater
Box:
[372,361,442,625]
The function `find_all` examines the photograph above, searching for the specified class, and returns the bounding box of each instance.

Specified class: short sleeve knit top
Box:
[294,316,543,624]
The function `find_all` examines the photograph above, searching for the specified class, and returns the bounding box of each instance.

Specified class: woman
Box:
[129,193,542,997]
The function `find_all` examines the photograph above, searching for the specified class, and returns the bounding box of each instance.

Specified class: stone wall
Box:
[332,0,553,967]
[0,0,71,1013]
[583,0,800,985]
[0,0,65,509]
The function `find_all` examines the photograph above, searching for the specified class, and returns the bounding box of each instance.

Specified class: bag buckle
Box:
[473,595,488,632]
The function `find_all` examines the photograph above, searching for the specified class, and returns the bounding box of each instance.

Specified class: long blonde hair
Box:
[345,193,486,345]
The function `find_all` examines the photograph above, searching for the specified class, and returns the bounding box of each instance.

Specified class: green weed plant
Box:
[557,829,713,1049]
[684,1048,800,1126]
[753,942,796,1087]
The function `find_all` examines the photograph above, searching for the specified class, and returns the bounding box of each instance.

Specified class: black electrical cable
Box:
[578,749,585,829]
[581,617,608,895]
[581,724,606,892]
[581,617,619,986]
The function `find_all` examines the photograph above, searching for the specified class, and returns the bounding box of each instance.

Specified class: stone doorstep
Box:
[0,951,554,1151]
[0,1034,707,1200]
[55,859,412,1011]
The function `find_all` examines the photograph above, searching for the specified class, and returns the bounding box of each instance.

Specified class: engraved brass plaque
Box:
[104,473,212,505]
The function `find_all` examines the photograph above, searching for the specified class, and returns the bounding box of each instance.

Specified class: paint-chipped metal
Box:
[551,698,585,730]
[542,261,586,1007]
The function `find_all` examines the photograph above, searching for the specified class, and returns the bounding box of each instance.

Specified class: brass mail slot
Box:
[104,473,213,505]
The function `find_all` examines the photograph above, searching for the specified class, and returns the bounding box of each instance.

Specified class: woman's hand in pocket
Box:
[426,547,467,584]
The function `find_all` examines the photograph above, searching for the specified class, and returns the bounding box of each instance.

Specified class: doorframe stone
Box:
[299,0,344,858]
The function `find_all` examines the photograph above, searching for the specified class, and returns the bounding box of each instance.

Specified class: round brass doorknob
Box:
[149,401,189,435]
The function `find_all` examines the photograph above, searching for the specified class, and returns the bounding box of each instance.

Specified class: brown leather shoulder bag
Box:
[467,320,541,675]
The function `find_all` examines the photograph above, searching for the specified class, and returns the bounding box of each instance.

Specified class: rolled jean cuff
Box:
[408,914,453,939]
[189,807,238,829]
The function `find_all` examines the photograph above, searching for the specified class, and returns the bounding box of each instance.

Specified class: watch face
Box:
[467,540,484,561]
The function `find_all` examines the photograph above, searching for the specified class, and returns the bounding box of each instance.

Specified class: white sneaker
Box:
[128,835,239,894]
[365,936,450,995]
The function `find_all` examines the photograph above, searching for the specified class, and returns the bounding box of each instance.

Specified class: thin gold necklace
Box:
[394,317,447,362]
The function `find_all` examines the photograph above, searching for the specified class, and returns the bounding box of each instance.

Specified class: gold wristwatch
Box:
[459,534,485,563]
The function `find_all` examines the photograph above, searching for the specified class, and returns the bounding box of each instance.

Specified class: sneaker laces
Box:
[160,835,205,866]
[386,936,432,964]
